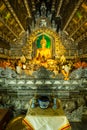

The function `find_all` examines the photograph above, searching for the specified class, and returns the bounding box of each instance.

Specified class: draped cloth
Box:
[22,99,71,130]
[23,116,71,130]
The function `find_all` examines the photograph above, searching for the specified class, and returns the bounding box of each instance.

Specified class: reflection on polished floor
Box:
[5,115,87,130]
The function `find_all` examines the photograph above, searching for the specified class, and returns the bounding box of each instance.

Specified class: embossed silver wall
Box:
[0,67,87,121]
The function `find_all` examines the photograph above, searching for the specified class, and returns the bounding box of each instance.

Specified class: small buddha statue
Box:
[36,36,51,60]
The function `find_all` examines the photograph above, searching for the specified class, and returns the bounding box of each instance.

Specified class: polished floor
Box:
[5,115,87,130]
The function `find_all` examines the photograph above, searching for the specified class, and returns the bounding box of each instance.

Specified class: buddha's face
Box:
[41,36,46,48]
[42,42,46,48]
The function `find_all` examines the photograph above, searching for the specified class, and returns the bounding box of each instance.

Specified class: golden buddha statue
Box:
[36,36,51,60]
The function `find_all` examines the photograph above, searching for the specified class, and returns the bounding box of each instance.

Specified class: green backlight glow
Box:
[36,34,51,48]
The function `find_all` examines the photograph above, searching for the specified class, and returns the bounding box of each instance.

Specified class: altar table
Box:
[23,99,71,130]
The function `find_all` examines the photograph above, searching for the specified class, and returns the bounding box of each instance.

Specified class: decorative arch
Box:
[36,34,51,49]
[22,28,66,59]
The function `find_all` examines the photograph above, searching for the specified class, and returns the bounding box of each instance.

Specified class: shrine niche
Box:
[22,27,66,60]
[33,34,52,59]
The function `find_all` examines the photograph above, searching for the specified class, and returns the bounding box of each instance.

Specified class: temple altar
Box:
[0,5,87,123]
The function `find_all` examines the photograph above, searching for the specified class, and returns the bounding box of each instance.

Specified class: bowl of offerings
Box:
[38,96,49,109]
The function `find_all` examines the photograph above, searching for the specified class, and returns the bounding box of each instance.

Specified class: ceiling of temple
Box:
[0,0,87,48]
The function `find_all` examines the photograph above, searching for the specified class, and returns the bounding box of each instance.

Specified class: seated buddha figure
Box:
[36,36,51,60]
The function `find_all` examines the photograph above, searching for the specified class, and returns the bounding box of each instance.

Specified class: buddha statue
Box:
[36,36,51,60]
